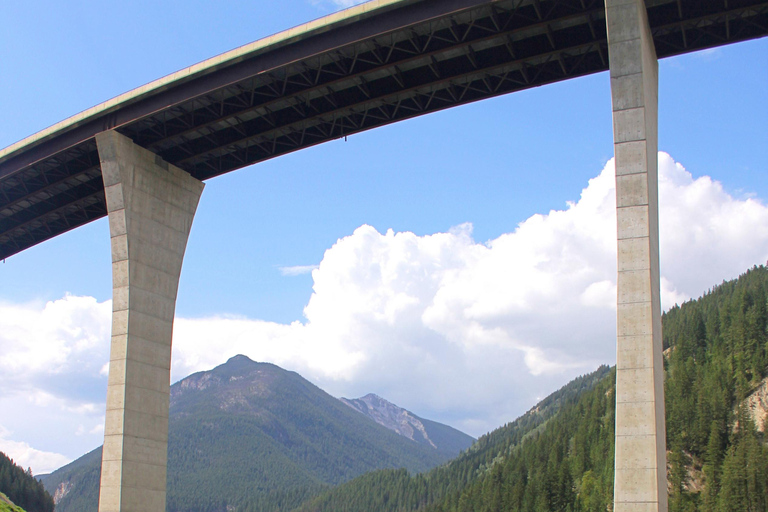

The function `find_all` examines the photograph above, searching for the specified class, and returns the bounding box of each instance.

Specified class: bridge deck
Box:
[0,0,766,259]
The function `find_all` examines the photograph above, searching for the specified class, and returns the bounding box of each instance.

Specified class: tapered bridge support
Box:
[606,1,667,511]
[96,131,204,512]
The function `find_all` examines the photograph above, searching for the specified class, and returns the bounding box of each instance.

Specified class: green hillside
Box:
[0,453,52,512]
[0,492,26,512]
[292,265,768,512]
[43,355,464,512]
[663,265,768,511]
[292,366,613,512]
[36,447,101,512]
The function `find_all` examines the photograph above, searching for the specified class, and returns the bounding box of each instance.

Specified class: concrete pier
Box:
[96,131,204,512]
[606,1,667,511]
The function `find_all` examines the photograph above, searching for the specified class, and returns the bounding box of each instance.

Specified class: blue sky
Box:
[0,1,766,474]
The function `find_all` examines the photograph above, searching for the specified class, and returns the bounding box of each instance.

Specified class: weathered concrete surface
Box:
[606,1,667,511]
[96,131,204,512]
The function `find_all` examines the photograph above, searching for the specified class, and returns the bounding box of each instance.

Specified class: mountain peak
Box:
[358,393,386,406]
[45,360,459,512]
[211,354,283,379]
[219,354,271,374]
[341,394,436,447]
[171,355,288,406]
[340,394,474,455]
[226,354,255,364]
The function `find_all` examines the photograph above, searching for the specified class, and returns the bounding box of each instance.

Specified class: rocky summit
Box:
[340,394,474,456]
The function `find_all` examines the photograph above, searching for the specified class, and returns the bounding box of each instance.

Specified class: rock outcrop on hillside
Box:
[340,394,474,456]
[745,377,768,432]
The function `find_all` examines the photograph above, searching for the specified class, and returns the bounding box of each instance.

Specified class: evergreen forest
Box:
[0,452,53,512]
[293,265,768,512]
[43,356,466,512]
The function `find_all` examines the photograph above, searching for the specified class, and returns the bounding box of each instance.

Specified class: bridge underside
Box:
[1,1,764,511]
[0,0,766,260]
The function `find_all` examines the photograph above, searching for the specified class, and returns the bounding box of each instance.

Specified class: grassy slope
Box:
[0,492,25,512]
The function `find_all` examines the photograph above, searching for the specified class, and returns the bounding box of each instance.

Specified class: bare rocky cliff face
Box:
[52,481,73,505]
[170,358,278,414]
[339,394,474,457]
[745,376,768,432]
[340,394,441,449]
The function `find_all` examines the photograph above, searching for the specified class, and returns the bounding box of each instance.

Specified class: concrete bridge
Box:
[1,1,766,511]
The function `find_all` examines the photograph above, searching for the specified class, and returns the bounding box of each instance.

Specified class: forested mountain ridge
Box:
[663,265,768,511]
[743,377,768,432]
[293,265,768,512]
[42,355,469,512]
[0,452,52,512]
[292,366,613,512]
[340,394,474,456]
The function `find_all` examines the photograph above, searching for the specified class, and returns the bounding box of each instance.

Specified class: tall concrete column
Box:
[606,1,667,511]
[96,131,204,512]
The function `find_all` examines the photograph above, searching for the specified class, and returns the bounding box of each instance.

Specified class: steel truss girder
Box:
[182,41,607,178]
[131,0,607,177]
[0,0,766,260]
[128,1,601,155]
[0,190,106,259]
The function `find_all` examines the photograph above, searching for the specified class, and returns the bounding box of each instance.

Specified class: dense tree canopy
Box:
[293,367,614,512]
[664,265,768,512]
[0,452,53,512]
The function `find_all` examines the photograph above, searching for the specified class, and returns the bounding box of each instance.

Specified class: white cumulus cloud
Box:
[0,425,72,475]
[0,295,110,473]
[170,153,768,434]
[0,295,111,386]
[278,264,319,276]
[329,0,367,7]
[1,152,766,451]
[308,0,367,11]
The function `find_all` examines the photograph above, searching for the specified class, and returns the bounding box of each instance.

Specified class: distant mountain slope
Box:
[293,265,768,512]
[39,447,101,512]
[340,394,474,457]
[42,355,463,512]
[0,452,53,512]
[293,365,613,512]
